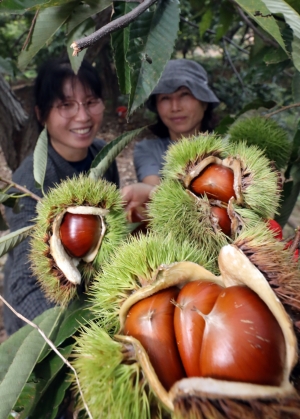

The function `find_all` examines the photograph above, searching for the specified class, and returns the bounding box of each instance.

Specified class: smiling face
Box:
[156,86,208,141]
[40,78,104,161]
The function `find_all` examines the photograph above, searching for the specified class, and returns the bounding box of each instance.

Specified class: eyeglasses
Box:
[54,98,104,118]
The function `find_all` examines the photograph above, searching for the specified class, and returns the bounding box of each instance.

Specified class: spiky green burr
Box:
[227,115,291,169]
[29,174,128,305]
[72,233,213,418]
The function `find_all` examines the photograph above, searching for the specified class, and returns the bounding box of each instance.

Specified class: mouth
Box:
[170,117,187,123]
[71,127,92,135]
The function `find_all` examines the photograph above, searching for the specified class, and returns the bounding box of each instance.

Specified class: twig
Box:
[0,295,94,419]
[179,16,250,55]
[0,177,41,202]
[264,103,300,118]
[235,5,278,48]
[70,0,158,55]
[222,38,245,88]
[22,9,39,51]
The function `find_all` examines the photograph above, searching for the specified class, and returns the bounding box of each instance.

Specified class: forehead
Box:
[157,86,192,96]
[62,77,93,97]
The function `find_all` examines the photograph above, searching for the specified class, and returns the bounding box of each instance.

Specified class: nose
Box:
[75,102,91,120]
[170,97,181,112]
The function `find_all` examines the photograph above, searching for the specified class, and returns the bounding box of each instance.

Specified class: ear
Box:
[203,102,208,111]
[35,106,43,125]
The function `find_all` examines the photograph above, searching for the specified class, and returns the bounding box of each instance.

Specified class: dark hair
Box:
[149,102,216,137]
[34,57,102,125]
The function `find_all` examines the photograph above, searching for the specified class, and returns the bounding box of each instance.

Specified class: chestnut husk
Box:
[29,174,128,305]
[72,231,300,419]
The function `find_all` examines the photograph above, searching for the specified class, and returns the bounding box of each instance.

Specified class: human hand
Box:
[121,183,156,212]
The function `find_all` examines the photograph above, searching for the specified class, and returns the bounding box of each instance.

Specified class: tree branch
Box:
[179,16,250,55]
[0,177,41,202]
[222,39,245,88]
[70,0,158,56]
[235,5,278,48]
[264,103,300,118]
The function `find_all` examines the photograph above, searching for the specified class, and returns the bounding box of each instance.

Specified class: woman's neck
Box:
[50,140,88,162]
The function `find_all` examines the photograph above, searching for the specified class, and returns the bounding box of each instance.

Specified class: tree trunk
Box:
[0,74,39,171]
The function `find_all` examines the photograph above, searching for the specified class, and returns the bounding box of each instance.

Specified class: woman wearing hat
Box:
[134,59,219,186]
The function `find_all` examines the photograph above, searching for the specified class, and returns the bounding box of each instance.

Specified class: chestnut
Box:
[59,212,101,258]
[175,284,285,386]
[210,206,231,236]
[174,281,224,377]
[124,287,186,390]
[190,164,235,203]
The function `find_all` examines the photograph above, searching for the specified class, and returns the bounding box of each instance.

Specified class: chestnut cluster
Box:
[59,213,101,258]
[124,281,285,391]
[190,164,235,236]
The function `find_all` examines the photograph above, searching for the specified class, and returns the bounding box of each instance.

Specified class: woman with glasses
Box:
[3,57,119,335]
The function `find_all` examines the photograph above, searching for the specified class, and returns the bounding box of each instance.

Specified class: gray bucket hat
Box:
[147,59,220,112]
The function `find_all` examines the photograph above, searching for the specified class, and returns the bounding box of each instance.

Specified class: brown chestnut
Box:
[210,206,231,236]
[174,281,224,377]
[190,164,235,203]
[59,212,101,258]
[175,284,285,386]
[124,287,186,390]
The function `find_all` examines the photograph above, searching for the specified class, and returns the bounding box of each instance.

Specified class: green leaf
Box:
[0,307,62,419]
[15,346,73,419]
[292,70,300,102]
[67,18,95,74]
[0,213,8,231]
[263,47,289,64]
[215,2,234,42]
[67,0,111,34]
[111,1,137,94]
[89,127,145,180]
[0,226,33,258]
[0,0,45,13]
[53,295,96,347]
[234,0,289,54]
[0,191,13,204]
[215,115,236,135]
[18,3,75,70]
[260,0,300,71]
[199,7,213,39]
[33,127,48,193]
[27,366,72,419]
[127,0,180,113]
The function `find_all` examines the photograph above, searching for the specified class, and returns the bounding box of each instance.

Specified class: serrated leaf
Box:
[53,295,96,347]
[0,213,8,231]
[292,70,300,102]
[215,2,234,42]
[264,47,289,64]
[127,0,180,113]
[18,3,75,70]
[111,1,137,94]
[0,307,62,419]
[89,127,145,180]
[67,0,111,34]
[0,0,44,13]
[33,127,48,193]
[234,0,289,55]
[200,7,213,39]
[27,366,71,419]
[290,122,300,163]
[16,345,73,419]
[260,0,300,70]
[67,18,95,73]
[0,226,33,258]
